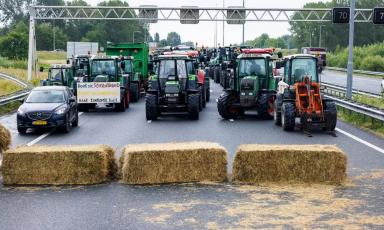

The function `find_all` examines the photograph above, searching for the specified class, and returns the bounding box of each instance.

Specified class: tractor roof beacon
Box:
[274,54,337,136]
[145,55,202,120]
[217,48,278,120]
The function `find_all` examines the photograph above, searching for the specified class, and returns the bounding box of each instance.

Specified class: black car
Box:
[17,86,79,134]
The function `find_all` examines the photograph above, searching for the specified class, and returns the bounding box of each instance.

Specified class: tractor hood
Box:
[241,76,259,91]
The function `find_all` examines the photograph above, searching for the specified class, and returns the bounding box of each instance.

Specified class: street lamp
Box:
[133,31,142,43]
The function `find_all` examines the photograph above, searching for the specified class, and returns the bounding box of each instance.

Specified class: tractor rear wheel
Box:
[214,67,220,83]
[145,94,158,120]
[202,85,206,108]
[217,91,243,119]
[274,95,282,126]
[282,102,296,131]
[130,82,140,102]
[187,94,199,120]
[324,100,337,131]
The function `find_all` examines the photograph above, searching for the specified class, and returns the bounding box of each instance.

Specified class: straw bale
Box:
[2,145,117,185]
[121,142,227,184]
[233,144,347,184]
[0,123,11,153]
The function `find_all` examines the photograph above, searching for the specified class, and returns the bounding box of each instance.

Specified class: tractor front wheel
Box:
[324,100,337,131]
[258,94,275,119]
[206,84,210,102]
[145,94,158,120]
[282,102,296,131]
[217,91,243,119]
[114,96,126,112]
[187,94,199,120]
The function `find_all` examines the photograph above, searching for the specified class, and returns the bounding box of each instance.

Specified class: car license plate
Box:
[32,120,47,125]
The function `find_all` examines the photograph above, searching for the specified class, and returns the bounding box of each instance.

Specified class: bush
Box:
[327,42,384,71]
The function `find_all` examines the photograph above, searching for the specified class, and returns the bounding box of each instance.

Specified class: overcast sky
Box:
[86,0,331,46]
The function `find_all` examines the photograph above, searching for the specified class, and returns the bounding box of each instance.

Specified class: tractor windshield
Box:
[91,60,116,77]
[159,60,187,79]
[49,69,63,82]
[239,59,266,77]
[291,58,317,84]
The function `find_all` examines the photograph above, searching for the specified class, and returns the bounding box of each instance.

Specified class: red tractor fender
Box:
[197,69,205,85]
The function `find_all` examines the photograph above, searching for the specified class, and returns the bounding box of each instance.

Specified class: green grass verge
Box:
[353,95,384,110]
[0,101,21,116]
[337,105,384,138]
[0,79,23,96]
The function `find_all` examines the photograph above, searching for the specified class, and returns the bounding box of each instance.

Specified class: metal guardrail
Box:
[326,67,384,77]
[322,82,381,98]
[325,95,384,122]
[0,73,30,106]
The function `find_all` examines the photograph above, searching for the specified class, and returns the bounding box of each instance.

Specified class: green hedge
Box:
[327,43,384,72]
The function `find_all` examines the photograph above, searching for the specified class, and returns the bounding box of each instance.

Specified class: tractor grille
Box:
[27,111,52,120]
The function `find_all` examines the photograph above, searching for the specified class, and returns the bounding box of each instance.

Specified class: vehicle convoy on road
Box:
[217,48,278,119]
[16,86,78,134]
[74,57,130,112]
[274,54,337,134]
[106,42,150,100]
[145,54,202,120]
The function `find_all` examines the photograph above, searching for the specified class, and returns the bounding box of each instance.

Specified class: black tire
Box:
[206,85,210,102]
[214,67,220,84]
[282,102,296,131]
[274,94,282,126]
[198,87,203,111]
[61,114,71,133]
[201,86,206,108]
[78,104,89,112]
[146,94,158,120]
[217,91,243,119]
[17,127,27,135]
[324,100,337,131]
[114,98,126,112]
[257,94,274,119]
[187,94,199,120]
[71,110,79,127]
[130,83,140,102]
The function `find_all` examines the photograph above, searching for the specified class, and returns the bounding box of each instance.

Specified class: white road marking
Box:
[26,112,84,146]
[336,128,384,155]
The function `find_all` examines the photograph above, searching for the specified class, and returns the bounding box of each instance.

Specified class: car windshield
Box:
[91,60,116,76]
[26,90,66,103]
[291,58,318,83]
[49,69,63,81]
[159,60,187,79]
[239,59,266,76]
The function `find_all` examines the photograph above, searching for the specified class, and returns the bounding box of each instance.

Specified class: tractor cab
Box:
[146,55,201,120]
[90,58,120,82]
[40,64,75,89]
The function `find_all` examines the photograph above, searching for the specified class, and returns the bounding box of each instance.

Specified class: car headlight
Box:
[55,106,66,115]
[17,108,26,116]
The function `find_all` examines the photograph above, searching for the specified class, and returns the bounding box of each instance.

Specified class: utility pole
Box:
[222,0,225,47]
[319,25,325,47]
[346,0,355,100]
[53,27,56,51]
[242,0,245,44]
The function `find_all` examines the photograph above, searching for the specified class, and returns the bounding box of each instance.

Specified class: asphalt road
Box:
[321,69,383,94]
[1,81,384,229]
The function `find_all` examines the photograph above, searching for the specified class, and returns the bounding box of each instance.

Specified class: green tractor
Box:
[217,49,278,119]
[145,55,201,120]
[40,64,76,89]
[118,57,141,102]
[75,57,130,112]
[106,42,149,101]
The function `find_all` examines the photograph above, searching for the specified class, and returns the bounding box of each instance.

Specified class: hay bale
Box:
[2,145,117,185]
[121,142,227,184]
[233,145,347,184]
[0,123,11,153]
